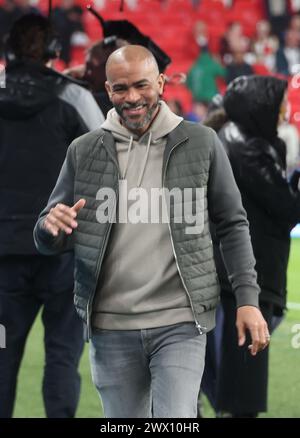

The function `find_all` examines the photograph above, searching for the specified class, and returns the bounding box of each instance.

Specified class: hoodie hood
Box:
[101,100,183,187]
[223,75,288,142]
[0,61,67,120]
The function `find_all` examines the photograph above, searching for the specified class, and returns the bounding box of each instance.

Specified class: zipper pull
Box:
[196,322,207,335]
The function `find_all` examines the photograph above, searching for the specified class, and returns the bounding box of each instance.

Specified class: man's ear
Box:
[105,81,112,100]
[158,73,165,96]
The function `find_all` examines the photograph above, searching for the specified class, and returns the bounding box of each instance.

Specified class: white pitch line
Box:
[287,302,300,310]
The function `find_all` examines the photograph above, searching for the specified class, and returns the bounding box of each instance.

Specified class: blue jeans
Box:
[89,322,207,418]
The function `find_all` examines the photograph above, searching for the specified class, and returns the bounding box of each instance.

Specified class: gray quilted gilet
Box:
[73,121,219,337]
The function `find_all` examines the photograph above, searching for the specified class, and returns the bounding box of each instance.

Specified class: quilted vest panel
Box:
[72,123,220,324]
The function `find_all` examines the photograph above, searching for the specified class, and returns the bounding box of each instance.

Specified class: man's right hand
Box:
[43,199,86,237]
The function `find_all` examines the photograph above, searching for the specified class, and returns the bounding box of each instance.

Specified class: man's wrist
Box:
[235,286,259,308]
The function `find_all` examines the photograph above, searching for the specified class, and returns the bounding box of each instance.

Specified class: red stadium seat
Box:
[32,0,267,116]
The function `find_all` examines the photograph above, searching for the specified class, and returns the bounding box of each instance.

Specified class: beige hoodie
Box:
[92,101,194,330]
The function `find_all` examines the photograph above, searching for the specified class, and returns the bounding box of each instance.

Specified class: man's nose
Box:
[125,87,140,103]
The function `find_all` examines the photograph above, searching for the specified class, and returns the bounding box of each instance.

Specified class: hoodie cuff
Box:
[37,218,58,242]
[34,217,65,255]
[235,286,260,308]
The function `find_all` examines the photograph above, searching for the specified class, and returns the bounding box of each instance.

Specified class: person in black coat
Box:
[0,14,103,418]
[214,75,300,417]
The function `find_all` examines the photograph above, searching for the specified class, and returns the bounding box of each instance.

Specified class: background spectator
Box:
[253,20,279,72]
[0,13,103,418]
[186,46,225,103]
[225,38,254,84]
[275,28,300,75]
[52,0,88,65]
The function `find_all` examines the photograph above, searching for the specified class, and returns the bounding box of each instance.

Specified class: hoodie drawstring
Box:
[121,132,152,188]
[137,132,152,188]
[122,135,133,180]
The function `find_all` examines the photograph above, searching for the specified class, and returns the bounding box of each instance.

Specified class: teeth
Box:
[127,105,143,110]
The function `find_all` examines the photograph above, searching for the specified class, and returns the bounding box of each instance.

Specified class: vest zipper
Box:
[86,136,120,340]
[86,135,207,337]
[162,138,206,335]
[86,211,115,340]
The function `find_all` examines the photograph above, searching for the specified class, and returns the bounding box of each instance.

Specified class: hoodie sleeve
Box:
[59,82,104,132]
[207,129,260,308]
[33,141,76,255]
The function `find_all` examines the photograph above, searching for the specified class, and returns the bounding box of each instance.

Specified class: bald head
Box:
[106,45,159,81]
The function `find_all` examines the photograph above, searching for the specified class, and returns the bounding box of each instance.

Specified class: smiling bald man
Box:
[34,45,269,418]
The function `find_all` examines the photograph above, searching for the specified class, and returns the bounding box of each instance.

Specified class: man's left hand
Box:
[236,306,270,356]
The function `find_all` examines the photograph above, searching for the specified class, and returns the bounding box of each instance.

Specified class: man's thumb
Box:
[72,198,86,212]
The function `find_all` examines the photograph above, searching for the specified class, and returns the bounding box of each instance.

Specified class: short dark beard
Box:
[114,98,160,132]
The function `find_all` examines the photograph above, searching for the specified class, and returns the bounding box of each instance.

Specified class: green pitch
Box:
[13,240,300,418]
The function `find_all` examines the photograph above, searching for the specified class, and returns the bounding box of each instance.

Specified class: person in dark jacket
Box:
[33,46,269,418]
[215,75,300,417]
[0,14,104,418]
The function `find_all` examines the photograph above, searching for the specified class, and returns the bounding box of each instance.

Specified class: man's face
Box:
[105,58,165,135]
